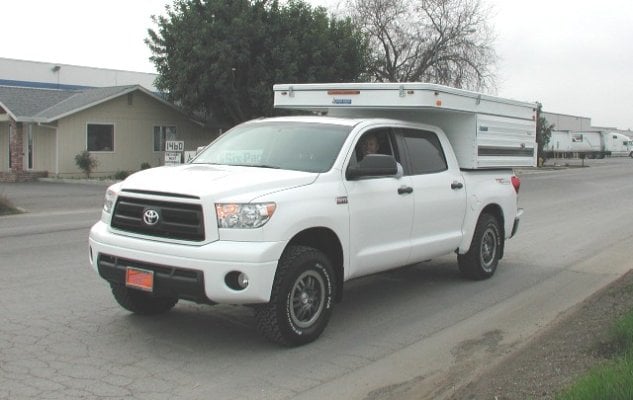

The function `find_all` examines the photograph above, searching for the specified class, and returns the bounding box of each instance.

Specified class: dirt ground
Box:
[446,269,633,400]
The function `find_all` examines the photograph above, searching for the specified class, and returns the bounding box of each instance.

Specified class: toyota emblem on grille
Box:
[143,209,160,226]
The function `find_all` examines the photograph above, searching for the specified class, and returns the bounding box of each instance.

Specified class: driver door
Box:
[343,127,414,279]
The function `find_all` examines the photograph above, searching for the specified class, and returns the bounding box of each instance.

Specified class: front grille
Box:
[111,196,205,241]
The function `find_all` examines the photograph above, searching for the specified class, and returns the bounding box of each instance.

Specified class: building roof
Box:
[0,84,200,125]
[0,86,76,120]
[36,85,137,121]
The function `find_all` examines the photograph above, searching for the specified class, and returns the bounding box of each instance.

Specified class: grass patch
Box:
[556,352,633,400]
[611,309,633,353]
[556,307,633,400]
[0,193,21,216]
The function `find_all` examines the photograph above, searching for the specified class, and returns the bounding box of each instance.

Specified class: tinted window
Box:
[399,129,447,174]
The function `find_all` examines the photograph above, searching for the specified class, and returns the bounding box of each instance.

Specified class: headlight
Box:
[215,203,276,229]
[103,188,117,213]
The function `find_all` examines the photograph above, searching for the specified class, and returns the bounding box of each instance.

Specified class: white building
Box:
[0,57,158,92]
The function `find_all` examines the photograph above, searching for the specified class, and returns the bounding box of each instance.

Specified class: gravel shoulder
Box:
[446,269,633,400]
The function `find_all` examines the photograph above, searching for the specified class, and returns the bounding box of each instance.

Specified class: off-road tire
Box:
[110,284,178,315]
[458,213,502,280]
[255,245,336,346]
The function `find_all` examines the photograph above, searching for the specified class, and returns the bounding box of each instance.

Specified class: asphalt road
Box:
[1,158,632,400]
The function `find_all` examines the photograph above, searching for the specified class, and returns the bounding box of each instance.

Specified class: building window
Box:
[87,124,114,151]
[154,126,177,151]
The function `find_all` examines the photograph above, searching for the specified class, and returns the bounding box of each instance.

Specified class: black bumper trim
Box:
[97,253,213,304]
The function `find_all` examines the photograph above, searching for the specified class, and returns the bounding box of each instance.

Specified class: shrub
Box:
[0,193,20,216]
[140,162,151,170]
[74,150,98,178]
[114,170,130,180]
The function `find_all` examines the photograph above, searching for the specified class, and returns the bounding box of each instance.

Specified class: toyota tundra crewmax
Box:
[88,83,536,346]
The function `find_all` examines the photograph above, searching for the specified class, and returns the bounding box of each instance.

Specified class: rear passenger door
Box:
[395,127,467,263]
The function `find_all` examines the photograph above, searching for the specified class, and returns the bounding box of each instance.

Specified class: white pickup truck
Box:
[88,83,536,346]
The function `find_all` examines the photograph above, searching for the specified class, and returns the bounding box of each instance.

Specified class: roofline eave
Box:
[43,85,206,127]
[0,101,18,121]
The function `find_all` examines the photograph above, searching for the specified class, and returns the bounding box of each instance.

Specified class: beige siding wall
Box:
[55,91,215,177]
[32,125,56,172]
[0,122,8,172]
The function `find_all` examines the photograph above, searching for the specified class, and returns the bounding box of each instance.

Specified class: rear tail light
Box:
[511,176,521,194]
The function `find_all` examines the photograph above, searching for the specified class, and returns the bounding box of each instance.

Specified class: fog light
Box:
[225,271,249,291]
[237,272,249,289]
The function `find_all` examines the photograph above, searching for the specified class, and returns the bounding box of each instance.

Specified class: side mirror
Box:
[346,154,399,180]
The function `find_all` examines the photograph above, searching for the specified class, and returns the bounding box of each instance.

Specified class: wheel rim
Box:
[289,268,325,329]
[479,227,498,272]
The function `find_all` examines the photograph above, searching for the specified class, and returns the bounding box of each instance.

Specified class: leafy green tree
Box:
[536,102,554,164]
[147,0,369,126]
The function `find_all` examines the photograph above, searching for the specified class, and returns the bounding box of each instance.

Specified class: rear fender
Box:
[458,203,508,257]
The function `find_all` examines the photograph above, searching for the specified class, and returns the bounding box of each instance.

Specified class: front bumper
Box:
[89,221,284,304]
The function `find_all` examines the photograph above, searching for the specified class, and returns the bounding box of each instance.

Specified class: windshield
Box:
[193,121,352,173]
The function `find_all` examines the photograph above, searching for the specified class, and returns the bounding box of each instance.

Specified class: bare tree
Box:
[348,0,497,90]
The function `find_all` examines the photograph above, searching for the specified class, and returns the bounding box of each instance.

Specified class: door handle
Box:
[398,186,413,195]
[451,181,464,190]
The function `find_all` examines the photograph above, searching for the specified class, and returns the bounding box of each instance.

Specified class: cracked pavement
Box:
[2,160,633,399]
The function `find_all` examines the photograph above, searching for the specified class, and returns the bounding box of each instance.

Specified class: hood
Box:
[121,164,318,201]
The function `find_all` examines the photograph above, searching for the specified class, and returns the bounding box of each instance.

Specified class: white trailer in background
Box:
[546,130,572,156]
[545,130,633,158]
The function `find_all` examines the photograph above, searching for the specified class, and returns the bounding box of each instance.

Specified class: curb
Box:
[38,177,119,186]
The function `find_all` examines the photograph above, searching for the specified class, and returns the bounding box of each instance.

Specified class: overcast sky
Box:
[2,0,632,130]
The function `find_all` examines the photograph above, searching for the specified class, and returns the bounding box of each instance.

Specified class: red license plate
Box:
[125,267,154,292]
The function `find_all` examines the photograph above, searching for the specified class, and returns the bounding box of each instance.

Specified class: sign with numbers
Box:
[165,140,184,152]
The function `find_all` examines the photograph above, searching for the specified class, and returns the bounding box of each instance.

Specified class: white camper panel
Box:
[273,83,537,169]
[475,115,536,168]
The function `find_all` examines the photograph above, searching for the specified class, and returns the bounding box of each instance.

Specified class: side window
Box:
[353,128,396,162]
[398,128,447,175]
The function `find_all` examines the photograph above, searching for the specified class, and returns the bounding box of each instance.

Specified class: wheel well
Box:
[287,227,344,302]
[480,204,505,259]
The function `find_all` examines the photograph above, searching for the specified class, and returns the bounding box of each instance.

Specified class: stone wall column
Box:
[9,120,24,172]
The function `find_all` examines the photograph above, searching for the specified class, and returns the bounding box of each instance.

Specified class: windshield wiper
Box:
[231,164,281,169]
